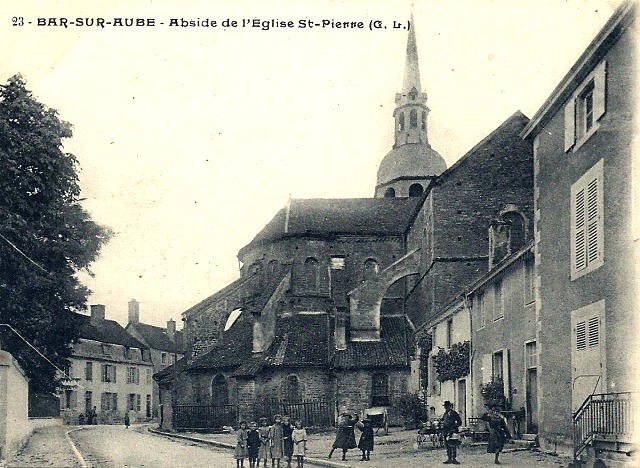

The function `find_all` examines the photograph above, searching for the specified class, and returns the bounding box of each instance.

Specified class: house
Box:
[521,0,638,462]
[60,305,154,424]
[125,299,184,418]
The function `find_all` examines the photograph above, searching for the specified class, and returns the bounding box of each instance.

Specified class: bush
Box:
[480,379,507,410]
[394,392,428,428]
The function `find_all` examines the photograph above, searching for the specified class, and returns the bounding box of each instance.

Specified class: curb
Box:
[147,428,351,468]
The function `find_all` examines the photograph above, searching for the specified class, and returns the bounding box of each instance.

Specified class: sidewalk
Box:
[5,426,84,468]
[150,427,574,468]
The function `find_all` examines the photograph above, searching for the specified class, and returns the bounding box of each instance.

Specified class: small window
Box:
[363,259,378,282]
[127,366,140,385]
[161,352,167,365]
[524,258,535,305]
[492,351,504,381]
[409,183,424,197]
[446,319,453,349]
[398,112,405,132]
[303,257,319,291]
[410,109,418,128]
[146,394,152,418]
[494,279,504,321]
[503,212,525,252]
[421,111,426,130]
[102,364,116,383]
[85,361,93,381]
[371,373,390,406]
[285,374,301,402]
[525,341,537,368]
[384,187,396,198]
[331,256,345,270]
[128,393,136,411]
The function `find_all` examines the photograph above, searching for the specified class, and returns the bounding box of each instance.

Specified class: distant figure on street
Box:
[124,411,130,429]
[328,412,358,461]
[480,406,511,464]
[440,400,462,465]
[291,419,307,468]
[247,421,260,468]
[282,416,294,468]
[357,418,374,461]
[235,421,249,468]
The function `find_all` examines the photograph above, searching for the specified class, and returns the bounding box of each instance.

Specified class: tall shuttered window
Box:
[571,159,604,279]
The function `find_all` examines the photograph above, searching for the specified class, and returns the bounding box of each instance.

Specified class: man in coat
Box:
[440,401,462,464]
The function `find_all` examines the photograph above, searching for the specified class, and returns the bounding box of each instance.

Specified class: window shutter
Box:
[576,321,586,350]
[502,348,510,399]
[574,188,587,270]
[586,178,599,264]
[588,317,599,347]
[593,61,607,121]
[564,99,576,152]
[482,353,492,384]
[70,391,77,409]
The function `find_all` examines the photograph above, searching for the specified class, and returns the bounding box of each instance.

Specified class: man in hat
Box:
[440,401,462,464]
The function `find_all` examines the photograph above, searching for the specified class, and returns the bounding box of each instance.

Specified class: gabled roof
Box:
[239,198,421,257]
[127,322,185,353]
[76,313,146,349]
[333,316,410,369]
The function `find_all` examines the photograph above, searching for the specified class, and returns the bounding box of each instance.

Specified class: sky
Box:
[1,0,624,328]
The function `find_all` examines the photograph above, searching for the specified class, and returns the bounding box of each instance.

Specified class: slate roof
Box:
[128,322,185,353]
[233,313,330,378]
[76,313,147,349]
[333,316,411,369]
[239,198,421,257]
[186,312,253,371]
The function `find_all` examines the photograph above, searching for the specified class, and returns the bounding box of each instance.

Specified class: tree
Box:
[0,74,111,392]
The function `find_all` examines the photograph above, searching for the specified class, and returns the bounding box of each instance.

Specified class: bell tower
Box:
[375,12,446,198]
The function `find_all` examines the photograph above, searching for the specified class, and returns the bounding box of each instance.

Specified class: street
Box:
[8,425,231,468]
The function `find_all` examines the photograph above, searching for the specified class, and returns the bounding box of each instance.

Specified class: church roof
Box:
[376,143,447,188]
[333,316,411,369]
[239,198,421,257]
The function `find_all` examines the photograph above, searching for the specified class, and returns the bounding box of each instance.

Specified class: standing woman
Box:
[235,421,249,468]
[270,414,284,468]
[480,406,511,464]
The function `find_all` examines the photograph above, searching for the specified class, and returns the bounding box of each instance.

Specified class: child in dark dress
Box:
[247,421,260,468]
[282,416,294,468]
[357,419,374,461]
[328,413,359,461]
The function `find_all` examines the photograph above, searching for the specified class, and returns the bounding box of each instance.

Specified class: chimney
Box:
[167,319,176,339]
[90,304,106,325]
[128,299,140,324]
[335,314,347,350]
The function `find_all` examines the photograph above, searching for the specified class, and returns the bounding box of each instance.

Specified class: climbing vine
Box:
[432,341,471,382]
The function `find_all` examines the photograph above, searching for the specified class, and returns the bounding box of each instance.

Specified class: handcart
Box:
[362,407,388,435]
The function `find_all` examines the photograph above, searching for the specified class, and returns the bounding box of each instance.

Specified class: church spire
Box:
[402,11,421,96]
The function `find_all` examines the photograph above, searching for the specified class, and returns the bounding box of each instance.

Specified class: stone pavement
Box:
[159,427,575,468]
[5,425,84,468]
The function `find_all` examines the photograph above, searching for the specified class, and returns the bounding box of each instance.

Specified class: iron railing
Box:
[573,392,636,459]
[173,398,333,431]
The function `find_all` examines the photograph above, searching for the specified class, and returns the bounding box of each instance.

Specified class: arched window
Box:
[410,109,418,128]
[371,373,390,406]
[211,374,229,407]
[503,212,525,251]
[285,374,301,402]
[421,111,427,130]
[384,187,396,198]
[303,257,319,291]
[409,183,424,197]
[363,259,378,282]
[398,112,405,132]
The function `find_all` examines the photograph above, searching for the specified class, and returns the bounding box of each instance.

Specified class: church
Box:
[155,15,533,430]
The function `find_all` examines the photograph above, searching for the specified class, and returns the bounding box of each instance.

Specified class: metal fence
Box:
[173,398,333,431]
[573,392,636,459]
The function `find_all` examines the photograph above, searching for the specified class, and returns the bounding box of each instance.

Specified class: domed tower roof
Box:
[375,12,446,197]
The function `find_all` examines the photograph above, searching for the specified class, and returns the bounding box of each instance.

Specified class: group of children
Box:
[328,412,374,462]
[235,415,307,468]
